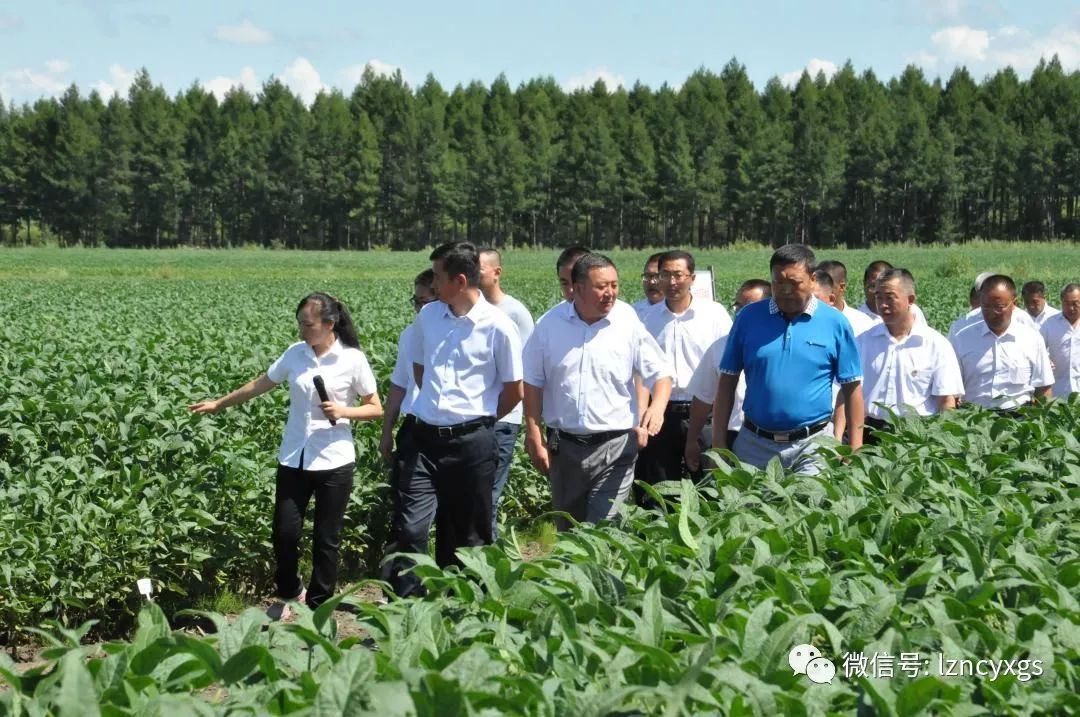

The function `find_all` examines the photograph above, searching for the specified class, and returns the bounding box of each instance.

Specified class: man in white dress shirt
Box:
[1040,283,1080,399]
[733,279,771,314]
[478,248,536,540]
[853,268,964,444]
[380,270,437,596]
[949,272,1039,338]
[404,242,524,574]
[813,268,838,307]
[1022,281,1061,328]
[524,254,673,529]
[859,259,927,327]
[817,260,877,337]
[633,252,666,320]
[950,274,1053,413]
[556,245,591,303]
[638,250,732,489]
[683,280,770,473]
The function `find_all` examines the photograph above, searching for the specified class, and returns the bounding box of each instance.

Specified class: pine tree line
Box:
[1,58,1079,250]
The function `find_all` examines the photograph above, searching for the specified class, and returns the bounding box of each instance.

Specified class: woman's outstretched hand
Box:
[188,399,221,414]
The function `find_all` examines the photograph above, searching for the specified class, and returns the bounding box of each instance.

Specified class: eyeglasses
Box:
[659,271,690,282]
[641,272,660,282]
[410,296,436,308]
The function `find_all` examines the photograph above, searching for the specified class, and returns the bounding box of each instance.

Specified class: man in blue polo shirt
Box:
[711,244,864,473]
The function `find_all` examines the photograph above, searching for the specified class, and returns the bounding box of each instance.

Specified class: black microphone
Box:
[312,375,336,425]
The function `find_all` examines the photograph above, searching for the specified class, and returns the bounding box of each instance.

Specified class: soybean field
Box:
[1,245,1079,715]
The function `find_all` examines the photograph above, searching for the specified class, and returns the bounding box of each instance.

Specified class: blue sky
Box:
[2,0,1079,105]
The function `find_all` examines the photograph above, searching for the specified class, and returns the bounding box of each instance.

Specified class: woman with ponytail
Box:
[189,293,382,618]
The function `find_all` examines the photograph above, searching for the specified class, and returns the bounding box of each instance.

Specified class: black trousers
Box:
[635,406,704,505]
[272,460,354,608]
[382,416,439,598]
[399,420,497,570]
[862,416,890,446]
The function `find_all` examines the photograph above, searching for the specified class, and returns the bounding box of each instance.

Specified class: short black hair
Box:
[659,250,695,274]
[414,269,435,289]
[816,260,847,285]
[644,252,665,268]
[557,246,592,272]
[863,260,893,284]
[1062,283,1080,298]
[430,242,481,287]
[738,279,772,298]
[770,244,815,274]
[571,253,617,285]
[876,267,916,295]
[980,274,1016,297]
[477,246,501,265]
[1021,280,1046,297]
[813,269,835,291]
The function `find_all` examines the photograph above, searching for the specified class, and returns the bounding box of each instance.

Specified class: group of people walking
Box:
[189,242,1078,614]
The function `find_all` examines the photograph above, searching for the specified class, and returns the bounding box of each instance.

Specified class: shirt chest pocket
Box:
[906,360,934,392]
[999,345,1031,384]
[605,345,634,382]
[803,338,834,370]
[304,370,350,402]
[1008,363,1032,385]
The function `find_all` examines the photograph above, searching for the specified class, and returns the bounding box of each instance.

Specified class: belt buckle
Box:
[772,431,790,443]
[437,425,454,439]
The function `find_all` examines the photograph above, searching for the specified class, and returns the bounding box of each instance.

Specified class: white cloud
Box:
[45,59,70,74]
[996,25,1025,39]
[780,58,839,86]
[337,59,405,86]
[931,25,991,61]
[0,66,67,98]
[563,67,626,92]
[92,64,136,98]
[994,26,1080,73]
[203,66,259,100]
[0,58,72,100]
[215,19,272,45]
[202,58,328,105]
[912,23,1080,77]
[282,57,325,105]
[906,50,939,69]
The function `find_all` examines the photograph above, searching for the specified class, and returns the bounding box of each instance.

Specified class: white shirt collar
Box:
[660,296,697,317]
[978,318,1019,339]
[437,293,491,323]
[563,299,612,326]
[304,338,344,359]
[868,317,925,342]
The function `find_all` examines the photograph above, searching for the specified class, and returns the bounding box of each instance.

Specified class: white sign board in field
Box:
[690,266,715,303]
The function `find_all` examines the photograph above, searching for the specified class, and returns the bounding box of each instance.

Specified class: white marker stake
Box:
[137,578,154,601]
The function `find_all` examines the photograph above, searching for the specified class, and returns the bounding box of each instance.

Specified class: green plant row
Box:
[0,276,553,642]
[2,402,1078,715]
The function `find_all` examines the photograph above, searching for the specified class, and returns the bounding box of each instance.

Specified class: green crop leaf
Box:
[55,651,101,717]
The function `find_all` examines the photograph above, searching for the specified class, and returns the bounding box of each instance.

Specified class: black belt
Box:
[414,416,494,439]
[665,401,692,417]
[553,428,628,447]
[743,418,829,443]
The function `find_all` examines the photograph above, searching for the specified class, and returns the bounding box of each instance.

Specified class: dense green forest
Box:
[1,57,1079,250]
